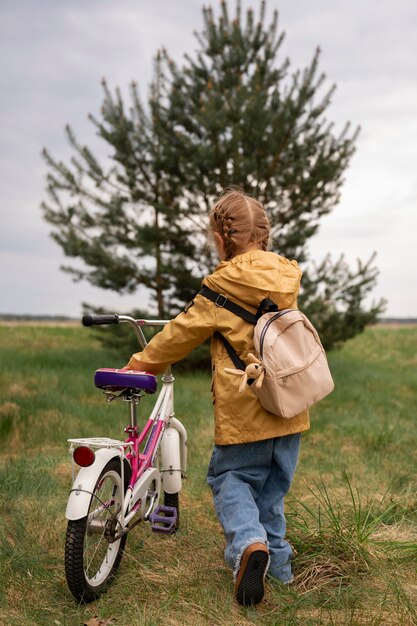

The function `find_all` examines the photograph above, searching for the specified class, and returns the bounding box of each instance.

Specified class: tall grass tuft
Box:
[287,472,415,595]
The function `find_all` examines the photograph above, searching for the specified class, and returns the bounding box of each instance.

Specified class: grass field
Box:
[0,324,416,626]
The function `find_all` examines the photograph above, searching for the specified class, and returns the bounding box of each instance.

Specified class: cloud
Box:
[0,0,416,316]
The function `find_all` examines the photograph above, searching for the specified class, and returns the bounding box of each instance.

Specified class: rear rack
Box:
[68,438,133,482]
[68,437,132,450]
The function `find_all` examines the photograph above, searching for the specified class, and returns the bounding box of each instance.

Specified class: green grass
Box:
[0,324,416,625]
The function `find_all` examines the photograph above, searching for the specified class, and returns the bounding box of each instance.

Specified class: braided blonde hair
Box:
[209,188,270,260]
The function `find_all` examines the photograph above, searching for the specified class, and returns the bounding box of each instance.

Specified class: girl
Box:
[126,189,309,606]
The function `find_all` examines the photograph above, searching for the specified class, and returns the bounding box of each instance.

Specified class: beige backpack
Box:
[251,309,334,418]
[200,287,334,419]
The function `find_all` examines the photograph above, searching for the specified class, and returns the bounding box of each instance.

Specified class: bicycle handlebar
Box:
[82,313,171,350]
[82,314,120,327]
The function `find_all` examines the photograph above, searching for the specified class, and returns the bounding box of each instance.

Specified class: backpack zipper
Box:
[259,310,293,358]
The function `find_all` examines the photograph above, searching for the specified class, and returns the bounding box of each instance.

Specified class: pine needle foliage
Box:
[41,1,385,347]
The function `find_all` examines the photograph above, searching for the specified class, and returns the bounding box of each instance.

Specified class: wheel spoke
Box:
[85,531,107,575]
[83,472,122,582]
[65,460,130,602]
[88,498,115,522]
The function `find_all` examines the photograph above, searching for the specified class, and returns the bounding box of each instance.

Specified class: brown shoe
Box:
[235,543,270,606]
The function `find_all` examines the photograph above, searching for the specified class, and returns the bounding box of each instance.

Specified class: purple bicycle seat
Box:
[94,368,157,394]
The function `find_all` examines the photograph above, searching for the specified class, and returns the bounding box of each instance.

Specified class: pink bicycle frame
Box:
[113,317,186,531]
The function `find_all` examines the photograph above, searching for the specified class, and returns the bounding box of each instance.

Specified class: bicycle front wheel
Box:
[65,458,130,603]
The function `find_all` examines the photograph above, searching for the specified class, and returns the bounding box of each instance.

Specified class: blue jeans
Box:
[207,433,300,582]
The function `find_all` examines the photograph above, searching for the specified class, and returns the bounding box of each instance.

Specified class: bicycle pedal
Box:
[149,505,177,534]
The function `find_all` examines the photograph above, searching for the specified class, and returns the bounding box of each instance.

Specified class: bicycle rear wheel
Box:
[65,458,130,603]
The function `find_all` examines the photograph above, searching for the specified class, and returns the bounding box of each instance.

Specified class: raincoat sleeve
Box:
[126,294,216,374]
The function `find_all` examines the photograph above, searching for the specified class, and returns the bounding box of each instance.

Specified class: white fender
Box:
[160,424,186,494]
[171,417,187,477]
[65,448,124,521]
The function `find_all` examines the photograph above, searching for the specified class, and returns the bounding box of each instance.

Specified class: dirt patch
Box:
[7,382,33,398]
[0,402,20,418]
[372,523,417,543]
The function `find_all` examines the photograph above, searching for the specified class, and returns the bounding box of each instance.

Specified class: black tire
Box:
[164,491,180,529]
[65,458,131,603]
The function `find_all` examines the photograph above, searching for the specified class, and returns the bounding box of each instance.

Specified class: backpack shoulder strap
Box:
[200,286,279,321]
[215,332,255,385]
[200,286,278,378]
[215,332,247,370]
[199,286,257,324]
[257,298,279,318]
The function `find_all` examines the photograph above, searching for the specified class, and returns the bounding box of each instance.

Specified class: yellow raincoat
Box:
[127,250,310,444]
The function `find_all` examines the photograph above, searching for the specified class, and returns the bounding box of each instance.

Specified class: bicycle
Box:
[64,313,187,603]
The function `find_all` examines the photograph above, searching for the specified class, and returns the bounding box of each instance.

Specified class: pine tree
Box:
[42,65,194,318]
[164,2,356,264]
[300,254,384,349]
[41,1,385,348]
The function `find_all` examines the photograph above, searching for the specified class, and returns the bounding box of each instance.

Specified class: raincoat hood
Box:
[204,250,302,311]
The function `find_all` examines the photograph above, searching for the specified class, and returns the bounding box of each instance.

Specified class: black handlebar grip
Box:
[82,314,120,327]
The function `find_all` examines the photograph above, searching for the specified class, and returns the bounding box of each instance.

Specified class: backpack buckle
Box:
[215,294,228,308]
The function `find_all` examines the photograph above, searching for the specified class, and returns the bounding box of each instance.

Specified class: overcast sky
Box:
[1,0,416,317]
